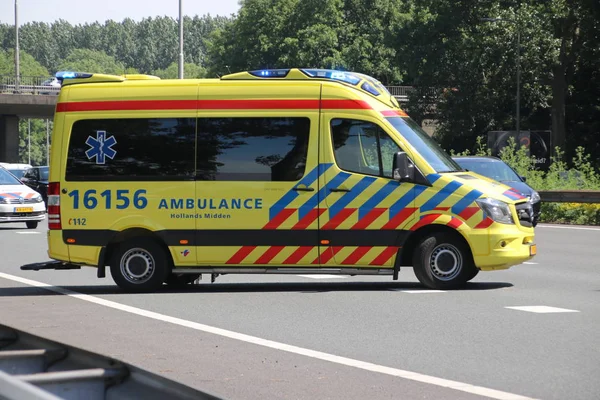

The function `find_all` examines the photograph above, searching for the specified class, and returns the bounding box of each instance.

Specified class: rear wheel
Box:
[26,221,38,229]
[110,238,170,292]
[412,232,476,290]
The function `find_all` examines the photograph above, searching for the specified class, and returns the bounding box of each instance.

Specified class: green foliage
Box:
[57,49,125,75]
[18,119,52,166]
[152,62,207,79]
[0,49,49,76]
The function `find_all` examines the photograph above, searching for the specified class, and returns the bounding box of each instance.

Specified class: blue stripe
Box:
[269,163,332,220]
[358,181,399,219]
[503,190,522,201]
[389,185,427,217]
[329,176,377,218]
[451,189,483,215]
[298,171,351,219]
[427,174,442,184]
[420,181,463,212]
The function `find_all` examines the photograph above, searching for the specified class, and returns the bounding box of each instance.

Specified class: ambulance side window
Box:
[196,117,310,181]
[66,118,196,181]
[331,119,402,178]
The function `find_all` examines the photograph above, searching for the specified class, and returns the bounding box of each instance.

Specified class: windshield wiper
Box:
[439,169,465,173]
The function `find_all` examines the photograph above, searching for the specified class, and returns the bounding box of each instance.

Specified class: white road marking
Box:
[505,306,580,314]
[396,290,446,294]
[297,274,347,279]
[537,224,600,232]
[0,272,536,400]
[15,231,42,234]
[523,262,538,265]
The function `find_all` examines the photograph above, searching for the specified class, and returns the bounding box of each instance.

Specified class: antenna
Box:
[225,65,231,74]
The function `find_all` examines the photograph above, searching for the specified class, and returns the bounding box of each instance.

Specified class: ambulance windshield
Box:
[385,117,463,173]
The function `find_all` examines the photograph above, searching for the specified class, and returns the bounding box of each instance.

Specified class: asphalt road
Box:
[1,222,599,400]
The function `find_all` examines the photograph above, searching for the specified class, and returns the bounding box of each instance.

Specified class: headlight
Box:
[33,195,44,203]
[530,191,541,203]
[0,197,8,204]
[476,198,514,224]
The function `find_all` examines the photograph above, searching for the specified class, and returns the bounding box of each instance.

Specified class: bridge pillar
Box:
[0,115,20,163]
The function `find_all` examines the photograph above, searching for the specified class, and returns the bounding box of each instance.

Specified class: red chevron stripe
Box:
[263,208,296,229]
[315,246,344,264]
[382,207,417,229]
[433,206,450,211]
[447,217,463,229]
[475,217,494,229]
[341,247,372,265]
[321,208,356,230]
[226,246,257,264]
[370,246,399,266]
[282,246,314,265]
[410,214,442,231]
[292,209,325,230]
[351,208,386,230]
[458,206,479,221]
[254,246,285,264]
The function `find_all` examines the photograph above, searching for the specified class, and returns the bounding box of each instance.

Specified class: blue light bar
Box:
[248,69,291,78]
[55,71,93,81]
[361,81,380,96]
[300,69,362,86]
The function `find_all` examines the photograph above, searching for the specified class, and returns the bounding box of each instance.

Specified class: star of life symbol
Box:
[85,130,117,164]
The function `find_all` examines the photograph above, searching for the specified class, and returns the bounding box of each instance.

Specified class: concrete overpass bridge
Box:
[0,74,427,163]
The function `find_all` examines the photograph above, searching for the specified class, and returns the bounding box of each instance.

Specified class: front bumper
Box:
[470,224,536,271]
[0,211,46,223]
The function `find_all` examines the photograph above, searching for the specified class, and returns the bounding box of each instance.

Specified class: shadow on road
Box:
[0,280,513,297]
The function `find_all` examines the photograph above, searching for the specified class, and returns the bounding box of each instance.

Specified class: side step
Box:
[0,324,222,400]
[21,261,81,271]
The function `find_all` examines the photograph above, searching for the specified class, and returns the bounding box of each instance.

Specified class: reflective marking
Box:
[358,181,399,219]
[451,189,483,215]
[329,176,377,218]
[0,272,537,400]
[389,186,427,218]
[505,306,579,314]
[420,181,463,212]
[299,171,350,219]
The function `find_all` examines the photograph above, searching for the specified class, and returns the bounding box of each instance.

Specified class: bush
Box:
[460,136,600,225]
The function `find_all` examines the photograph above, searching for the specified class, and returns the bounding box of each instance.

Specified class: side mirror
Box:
[392,152,415,183]
[520,176,527,182]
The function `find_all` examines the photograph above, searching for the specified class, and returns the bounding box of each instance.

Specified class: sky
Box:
[0,0,241,25]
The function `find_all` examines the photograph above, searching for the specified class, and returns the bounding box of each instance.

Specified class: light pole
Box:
[14,0,20,92]
[481,17,520,136]
[178,0,184,79]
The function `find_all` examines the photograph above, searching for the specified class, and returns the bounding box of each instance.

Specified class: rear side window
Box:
[66,118,196,181]
[196,117,310,181]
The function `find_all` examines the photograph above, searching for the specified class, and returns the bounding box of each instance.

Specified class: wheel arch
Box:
[100,228,172,269]
[398,224,474,267]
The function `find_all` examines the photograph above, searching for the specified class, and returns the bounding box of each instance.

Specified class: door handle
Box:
[293,186,315,192]
[329,187,350,193]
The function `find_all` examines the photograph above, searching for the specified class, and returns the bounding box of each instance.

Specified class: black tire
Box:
[412,232,477,290]
[110,238,170,292]
[26,221,38,229]
[165,273,200,287]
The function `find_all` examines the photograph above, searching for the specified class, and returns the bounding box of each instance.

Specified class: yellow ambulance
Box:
[21,68,536,292]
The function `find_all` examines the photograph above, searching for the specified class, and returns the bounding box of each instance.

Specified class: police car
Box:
[0,166,46,229]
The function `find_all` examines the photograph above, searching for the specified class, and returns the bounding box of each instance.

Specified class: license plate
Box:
[530,244,537,256]
[14,207,33,213]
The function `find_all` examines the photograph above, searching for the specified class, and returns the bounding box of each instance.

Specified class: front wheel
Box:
[412,232,477,290]
[110,238,170,292]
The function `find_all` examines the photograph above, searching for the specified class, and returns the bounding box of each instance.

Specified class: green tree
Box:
[152,62,206,79]
[0,49,49,76]
[18,119,52,166]
[57,48,125,74]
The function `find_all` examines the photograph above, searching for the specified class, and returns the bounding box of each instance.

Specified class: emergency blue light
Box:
[300,69,362,86]
[248,69,291,78]
[55,71,93,81]
[361,81,380,96]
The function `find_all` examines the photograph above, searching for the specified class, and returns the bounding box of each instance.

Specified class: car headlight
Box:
[33,194,44,203]
[475,198,514,224]
[529,191,541,203]
[0,197,9,204]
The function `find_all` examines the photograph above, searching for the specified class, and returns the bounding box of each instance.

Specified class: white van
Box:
[0,166,46,229]
[0,162,33,180]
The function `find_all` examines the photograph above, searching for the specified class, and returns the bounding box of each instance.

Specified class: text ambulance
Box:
[21,68,536,292]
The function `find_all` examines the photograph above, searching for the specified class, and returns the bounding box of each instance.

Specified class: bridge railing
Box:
[0,75,60,95]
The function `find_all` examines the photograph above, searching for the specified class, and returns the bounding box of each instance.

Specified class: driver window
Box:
[330,119,402,178]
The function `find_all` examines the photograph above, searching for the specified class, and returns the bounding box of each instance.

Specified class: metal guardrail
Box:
[539,190,600,204]
[0,75,60,95]
[0,324,223,400]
